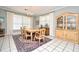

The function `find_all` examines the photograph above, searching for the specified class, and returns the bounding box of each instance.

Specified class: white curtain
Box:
[39,14,50,27]
[22,16,31,28]
[13,14,32,30]
[13,15,22,30]
[39,13,55,37]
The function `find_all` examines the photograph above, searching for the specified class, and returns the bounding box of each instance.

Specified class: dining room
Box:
[0,6,79,52]
[0,6,55,52]
[11,6,54,52]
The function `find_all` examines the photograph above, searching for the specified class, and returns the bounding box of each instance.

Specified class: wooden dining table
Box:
[24,28,41,41]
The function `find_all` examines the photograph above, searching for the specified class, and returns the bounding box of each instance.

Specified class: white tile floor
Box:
[0,35,17,52]
[0,35,79,52]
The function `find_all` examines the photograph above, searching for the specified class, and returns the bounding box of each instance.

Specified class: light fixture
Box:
[24,8,28,11]
[24,8,33,16]
[24,8,28,16]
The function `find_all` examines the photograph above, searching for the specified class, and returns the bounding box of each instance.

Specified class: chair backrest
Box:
[40,29,46,36]
[26,30,31,35]
[35,31,40,37]
[20,27,26,34]
[23,26,27,29]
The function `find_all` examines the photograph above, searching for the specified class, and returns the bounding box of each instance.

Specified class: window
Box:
[39,15,49,27]
[13,14,31,30]
[13,15,22,30]
[22,16,31,28]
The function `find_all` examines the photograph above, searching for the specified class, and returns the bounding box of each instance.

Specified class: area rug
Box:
[12,35,52,52]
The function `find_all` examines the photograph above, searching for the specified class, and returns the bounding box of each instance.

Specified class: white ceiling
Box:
[0,6,65,16]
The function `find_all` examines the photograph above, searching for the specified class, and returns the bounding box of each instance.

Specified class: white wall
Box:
[49,13,56,37]
[7,12,14,35]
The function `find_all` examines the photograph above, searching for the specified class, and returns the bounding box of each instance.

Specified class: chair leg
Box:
[39,39,41,46]
[25,36,27,40]
[26,37,27,40]
[34,37,35,41]
[43,37,44,42]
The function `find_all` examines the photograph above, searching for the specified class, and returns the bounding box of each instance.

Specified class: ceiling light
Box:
[24,8,28,11]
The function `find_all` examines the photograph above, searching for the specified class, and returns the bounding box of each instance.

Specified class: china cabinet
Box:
[56,12,79,44]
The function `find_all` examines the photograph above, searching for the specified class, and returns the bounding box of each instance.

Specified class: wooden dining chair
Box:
[34,29,46,45]
[25,30,31,40]
[20,27,26,39]
[40,29,46,37]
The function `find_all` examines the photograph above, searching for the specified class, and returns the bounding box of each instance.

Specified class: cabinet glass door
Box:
[57,16,63,29]
[67,16,76,30]
[63,16,66,29]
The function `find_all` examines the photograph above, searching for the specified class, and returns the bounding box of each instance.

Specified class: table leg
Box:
[31,32,32,41]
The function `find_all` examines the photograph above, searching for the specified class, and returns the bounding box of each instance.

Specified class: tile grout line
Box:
[46,40,63,52]
[0,38,2,51]
[0,37,5,51]
[46,37,62,48]
[38,48,49,52]
[45,39,58,48]
[8,35,11,52]
[51,40,63,52]
[44,39,61,51]
[31,36,56,52]
[36,37,56,52]
[38,38,57,50]
[62,41,69,52]
[73,43,75,52]
[12,35,18,52]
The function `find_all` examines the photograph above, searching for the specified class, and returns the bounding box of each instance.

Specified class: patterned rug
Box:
[12,35,52,52]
